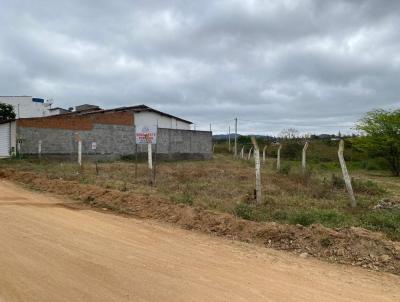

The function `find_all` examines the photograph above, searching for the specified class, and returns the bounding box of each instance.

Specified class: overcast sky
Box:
[0,0,399,135]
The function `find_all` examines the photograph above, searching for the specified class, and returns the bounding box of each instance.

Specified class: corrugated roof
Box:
[67,104,193,124]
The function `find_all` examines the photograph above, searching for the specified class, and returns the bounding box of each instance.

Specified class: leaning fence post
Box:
[262,145,267,164]
[302,141,309,174]
[251,137,262,204]
[276,144,281,171]
[338,140,356,208]
[247,146,253,160]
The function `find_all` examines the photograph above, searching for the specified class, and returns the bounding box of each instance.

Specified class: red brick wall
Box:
[17,111,134,130]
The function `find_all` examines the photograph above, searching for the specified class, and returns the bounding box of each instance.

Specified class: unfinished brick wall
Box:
[17,111,134,130]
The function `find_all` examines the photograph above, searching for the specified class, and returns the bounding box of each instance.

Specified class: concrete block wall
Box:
[18,125,212,161]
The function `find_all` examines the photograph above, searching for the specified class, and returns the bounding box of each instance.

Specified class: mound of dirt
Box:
[1,168,400,275]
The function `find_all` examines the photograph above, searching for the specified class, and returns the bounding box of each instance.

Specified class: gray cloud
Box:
[0,0,399,135]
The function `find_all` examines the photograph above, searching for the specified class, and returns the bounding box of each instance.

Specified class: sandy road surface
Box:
[0,180,399,302]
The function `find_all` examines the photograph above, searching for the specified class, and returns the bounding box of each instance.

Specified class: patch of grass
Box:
[361,211,400,240]
[170,193,194,206]
[234,203,254,220]
[278,162,291,175]
[0,154,398,240]
[352,179,385,195]
[288,209,352,228]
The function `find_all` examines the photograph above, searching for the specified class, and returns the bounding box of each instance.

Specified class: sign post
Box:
[135,125,158,186]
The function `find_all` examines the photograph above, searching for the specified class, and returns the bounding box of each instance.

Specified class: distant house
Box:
[47,107,70,116]
[0,104,212,160]
[0,96,52,118]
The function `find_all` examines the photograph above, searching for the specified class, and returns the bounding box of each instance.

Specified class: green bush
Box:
[281,141,302,160]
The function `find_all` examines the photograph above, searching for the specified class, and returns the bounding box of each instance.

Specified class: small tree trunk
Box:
[276,144,281,171]
[251,137,262,204]
[302,141,308,174]
[338,140,356,207]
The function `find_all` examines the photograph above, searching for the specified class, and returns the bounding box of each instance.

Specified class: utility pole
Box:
[228,125,231,152]
[234,118,238,157]
[210,123,212,132]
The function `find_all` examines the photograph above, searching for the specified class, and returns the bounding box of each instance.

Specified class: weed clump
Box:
[289,209,351,228]
[234,203,254,220]
[361,211,400,240]
[171,193,194,206]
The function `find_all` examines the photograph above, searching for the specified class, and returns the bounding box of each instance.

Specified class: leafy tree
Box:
[0,103,16,121]
[355,109,400,176]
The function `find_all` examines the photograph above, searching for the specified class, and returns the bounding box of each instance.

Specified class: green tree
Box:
[355,109,400,176]
[0,103,16,121]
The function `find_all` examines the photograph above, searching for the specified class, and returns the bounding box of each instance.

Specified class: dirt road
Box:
[0,180,399,302]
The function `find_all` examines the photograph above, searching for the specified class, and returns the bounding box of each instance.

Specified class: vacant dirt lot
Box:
[1,180,400,302]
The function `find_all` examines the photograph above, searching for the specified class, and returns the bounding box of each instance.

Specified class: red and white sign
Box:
[135,125,157,144]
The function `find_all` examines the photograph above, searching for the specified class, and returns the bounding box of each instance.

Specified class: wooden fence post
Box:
[247,146,253,160]
[262,145,267,164]
[276,144,281,171]
[251,137,262,204]
[338,140,356,207]
[240,146,244,159]
[302,141,309,174]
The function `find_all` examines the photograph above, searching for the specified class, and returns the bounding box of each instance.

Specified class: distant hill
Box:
[213,134,275,141]
[213,134,241,141]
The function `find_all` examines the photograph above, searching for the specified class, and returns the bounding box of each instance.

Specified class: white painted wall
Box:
[0,96,51,118]
[134,111,191,130]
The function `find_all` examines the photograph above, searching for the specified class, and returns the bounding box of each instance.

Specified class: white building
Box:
[0,96,52,118]
[134,108,191,130]
[0,104,194,157]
